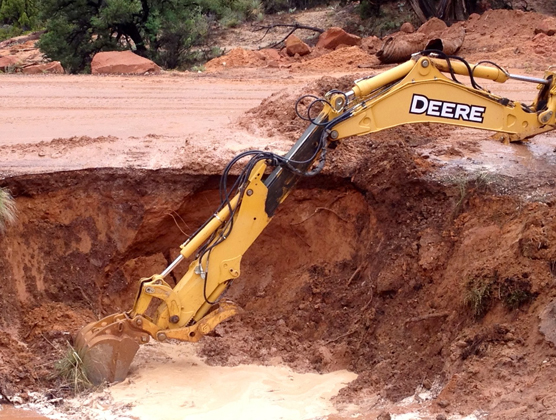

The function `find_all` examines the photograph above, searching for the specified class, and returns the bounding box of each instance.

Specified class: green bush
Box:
[37,0,262,73]
[0,25,23,42]
[0,0,40,29]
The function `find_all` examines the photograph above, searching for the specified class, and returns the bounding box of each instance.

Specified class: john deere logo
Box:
[409,94,485,123]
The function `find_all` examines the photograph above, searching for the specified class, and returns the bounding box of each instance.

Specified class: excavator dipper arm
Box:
[75,52,556,384]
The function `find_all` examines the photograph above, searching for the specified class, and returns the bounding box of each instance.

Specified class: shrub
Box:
[38,0,262,72]
[0,0,40,29]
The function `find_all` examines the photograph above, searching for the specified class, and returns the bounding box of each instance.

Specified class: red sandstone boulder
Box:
[285,35,311,56]
[0,55,18,71]
[316,27,361,50]
[91,51,161,75]
[258,48,282,61]
[22,61,64,74]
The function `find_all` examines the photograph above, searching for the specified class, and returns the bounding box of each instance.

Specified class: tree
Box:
[0,0,39,29]
[38,0,259,73]
[408,0,479,23]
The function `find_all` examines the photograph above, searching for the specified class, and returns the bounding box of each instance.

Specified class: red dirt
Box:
[1,6,556,420]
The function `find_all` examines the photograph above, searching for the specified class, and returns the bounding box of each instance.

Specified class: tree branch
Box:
[253,23,324,48]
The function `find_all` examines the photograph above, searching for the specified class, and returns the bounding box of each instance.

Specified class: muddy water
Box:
[0,406,49,420]
[76,342,358,420]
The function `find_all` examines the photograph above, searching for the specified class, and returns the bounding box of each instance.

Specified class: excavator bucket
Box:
[74,313,149,385]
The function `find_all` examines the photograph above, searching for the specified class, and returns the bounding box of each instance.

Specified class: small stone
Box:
[377,412,391,420]
[400,22,415,33]
[436,415,447,420]
[437,399,450,408]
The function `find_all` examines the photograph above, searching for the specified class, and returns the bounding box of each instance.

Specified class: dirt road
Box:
[0,71,307,176]
[1,69,554,182]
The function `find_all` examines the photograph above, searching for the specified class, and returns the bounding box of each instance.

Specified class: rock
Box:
[316,27,361,50]
[361,36,381,54]
[91,51,161,75]
[539,300,556,346]
[377,412,391,420]
[0,31,43,50]
[375,259,407,294]
[285,35,311,57]
[0,55,19,71]
[22,61,64,74]
[258,48,281,61]
[436,415,447,420]
[400,22,415,33]
[418,17,448,35]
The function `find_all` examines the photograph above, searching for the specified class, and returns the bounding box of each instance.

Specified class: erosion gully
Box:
[1,155,556,419]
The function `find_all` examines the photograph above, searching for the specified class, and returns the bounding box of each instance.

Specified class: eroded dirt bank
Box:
[1,130,556,418]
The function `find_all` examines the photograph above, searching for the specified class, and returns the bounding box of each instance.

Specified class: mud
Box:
[2,6,556,420]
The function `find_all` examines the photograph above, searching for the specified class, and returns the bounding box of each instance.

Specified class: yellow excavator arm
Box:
[75,52,556,384]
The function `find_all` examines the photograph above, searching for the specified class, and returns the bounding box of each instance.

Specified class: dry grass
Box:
[0,188,17,232]
[53,344,93,394]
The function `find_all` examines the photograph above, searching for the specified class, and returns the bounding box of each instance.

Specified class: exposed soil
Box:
[2,5,556,420]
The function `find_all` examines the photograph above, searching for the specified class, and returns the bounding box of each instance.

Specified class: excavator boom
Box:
[75,52,556,384]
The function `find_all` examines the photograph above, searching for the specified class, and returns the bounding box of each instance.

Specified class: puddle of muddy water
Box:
[422,129,556,176]
[0,406,50,420]
[108,342,357,420]
[35,342,357,420]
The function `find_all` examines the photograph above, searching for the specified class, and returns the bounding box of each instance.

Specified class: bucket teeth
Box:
[74,313,148,385]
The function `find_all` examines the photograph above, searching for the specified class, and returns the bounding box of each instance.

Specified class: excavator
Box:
[75,51,556,385]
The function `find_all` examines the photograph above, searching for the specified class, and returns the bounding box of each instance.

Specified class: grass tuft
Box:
[0,188,17,233]
[53,344,93,394]
[464,273,537,319]
[464,277,493,318]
